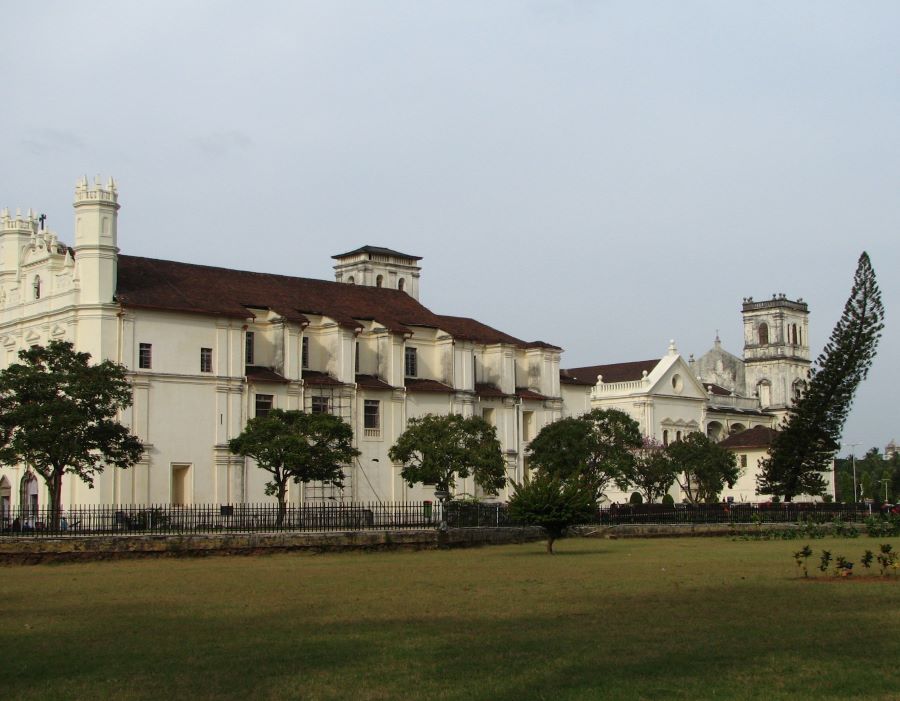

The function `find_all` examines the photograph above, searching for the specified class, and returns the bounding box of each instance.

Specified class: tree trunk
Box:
[276,483,287,527]
[49,469,63,531]
[546,536,555,554]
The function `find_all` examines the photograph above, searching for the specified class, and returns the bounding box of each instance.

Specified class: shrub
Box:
[662,494,675,506]
[629,491,643,505]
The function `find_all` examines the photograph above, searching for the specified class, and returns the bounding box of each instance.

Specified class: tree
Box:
[617,438,677,503]
[667,432,739,504]
[0,341,144,528]
[388,414,505,495]
[527,408,642,500]
[507,472,596,553]
[758,253,884,500]
[229,409,359,525]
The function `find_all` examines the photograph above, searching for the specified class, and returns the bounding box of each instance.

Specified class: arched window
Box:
[758,323,769,345]
[33,275,41,300]
[398,278,405,292]
[676,430,682,443]
[347,276,355,285]
[375,274,383,288]
[792,379,805,402]
[20,472,38,518]
[662,430,669,447]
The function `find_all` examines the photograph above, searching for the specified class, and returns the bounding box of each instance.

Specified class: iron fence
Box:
[0,500,887,537]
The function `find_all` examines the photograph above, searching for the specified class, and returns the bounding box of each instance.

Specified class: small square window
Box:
[311,396,329,414]
[255,394,273,418]
[139,343,152,369]
[200,347,213,373]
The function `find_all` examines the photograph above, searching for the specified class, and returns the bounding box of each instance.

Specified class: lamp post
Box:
[881,478,890,503]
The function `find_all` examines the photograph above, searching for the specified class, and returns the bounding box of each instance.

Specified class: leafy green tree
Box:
[507,472,596,553]
[527,408,642,500]
[0,341,144,528]
[617,438,677,503]
[389,414,505,495]
[229,409,359,525]
[759,253,884,500]
[667,432,739,504]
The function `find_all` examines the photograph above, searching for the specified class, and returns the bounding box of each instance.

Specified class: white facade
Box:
[0,180,570,512]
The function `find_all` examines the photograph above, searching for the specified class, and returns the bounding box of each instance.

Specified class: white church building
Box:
[0,178,580,513]
[0,177,826,513]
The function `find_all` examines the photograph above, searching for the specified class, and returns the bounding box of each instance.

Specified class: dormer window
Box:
[33,276,41,300]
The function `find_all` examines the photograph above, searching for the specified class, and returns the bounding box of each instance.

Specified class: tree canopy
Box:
[667,432,739,504]
[617,438,677,503]
[388,413,506,495]
[758,252,884,500]
[527,408,642,500]
[229,409,359,524]
[507,472,596,553]
[0,341,144,525]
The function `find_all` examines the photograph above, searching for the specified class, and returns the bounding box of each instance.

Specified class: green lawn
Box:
[2,536,898,700]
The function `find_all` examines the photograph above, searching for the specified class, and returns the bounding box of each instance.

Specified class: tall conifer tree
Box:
[758,253,884,500]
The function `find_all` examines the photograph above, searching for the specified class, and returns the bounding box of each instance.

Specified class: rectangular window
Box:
[200,347,213,373]
[245,331,255,365]
[522,410,535,442]
[740,454,748,468]
[404,347,417,378]
[255,394,273,418]
[364,399,380,435]
[311,396,329,414]
[302,337,309,369]
[355,341,360,373]
[139,343,152,369]
[482,407,495,426]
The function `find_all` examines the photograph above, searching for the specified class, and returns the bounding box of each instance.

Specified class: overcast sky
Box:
[2,1,897,454]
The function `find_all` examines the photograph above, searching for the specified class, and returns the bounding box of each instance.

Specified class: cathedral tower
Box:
[332,246,421,300]
[73,176,119,305]
[742,294,810,423]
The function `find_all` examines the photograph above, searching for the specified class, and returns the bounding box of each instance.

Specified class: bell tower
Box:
[742,294,810,423]
[73,175,119,305]
[332,245,422,300]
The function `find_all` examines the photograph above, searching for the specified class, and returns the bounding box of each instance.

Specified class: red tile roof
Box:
[115,256,560,353]
[116,255,445,335]
[332,245,422,261]
[302,370,343,386]
[516,387,548,401]
[355,374,396,390]
[435,315,561,351]
[718,425,778,449]
[704,383,733,396]
[559,371,594,386]
[405,378,455,393]
[564,359,660,385]
[475,383,511,398]
[246,366,290,384]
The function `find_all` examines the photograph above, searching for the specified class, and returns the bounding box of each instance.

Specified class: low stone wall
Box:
[573,522,866,538]
[0,526,546,565]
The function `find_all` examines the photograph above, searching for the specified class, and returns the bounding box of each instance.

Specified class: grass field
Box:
[2,536,898,700]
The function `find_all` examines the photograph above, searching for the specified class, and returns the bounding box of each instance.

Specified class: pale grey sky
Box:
[1,1,897,453]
